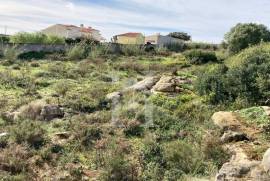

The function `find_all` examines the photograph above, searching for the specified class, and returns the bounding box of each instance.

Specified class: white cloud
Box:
[0,0,270,42]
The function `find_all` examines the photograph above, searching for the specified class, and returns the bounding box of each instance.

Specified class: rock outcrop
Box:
[212,111,240,131]
[212,111,270,181]
[106,91,122,102]
[40,105,64,121]
[220,131,249,143]
[4,100,64,122]
[127,76,161,91]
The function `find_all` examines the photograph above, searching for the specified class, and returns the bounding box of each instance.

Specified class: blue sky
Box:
[0,0,270,42]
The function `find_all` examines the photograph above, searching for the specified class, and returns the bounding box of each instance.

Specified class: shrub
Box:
[74,126,103,148]
[45,35,65,44]
[225,23,270,54]
[67,45,86,60]
[184,50,218,64]
[10,32,64,44]
[10,120,46,149]
[184,42,218,51]
[0,144,32,175]
[195,64,229,104]
[0,35,10,43]
[18,51,46,60]
[4,47,18,63]
[120,44,145,56]
[163,141,206,176]
[202,137,230,168]
[123,120,144,137]
[100,153,137,181]
[196,43,270,105]
[164,42,185,52]
[16,100,46,120]
[168,32,191,41]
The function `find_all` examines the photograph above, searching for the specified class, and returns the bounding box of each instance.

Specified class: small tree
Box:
[225,23,270,54]
[168,32,191,41]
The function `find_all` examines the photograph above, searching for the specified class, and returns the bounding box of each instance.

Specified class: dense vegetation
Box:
[0,23,269,180]
[225,23,270,54]
[9,32,65,44]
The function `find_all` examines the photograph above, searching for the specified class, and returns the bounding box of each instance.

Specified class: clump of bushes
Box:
[196,43,270,105]
[4,47,18,63]
[184,50,218,64]
[67,45,87,60]
[9,119,47,149]
[184,42,219,51]
[225,23,270,54]
[10,32,64,44]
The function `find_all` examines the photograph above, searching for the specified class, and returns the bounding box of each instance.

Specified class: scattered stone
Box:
[262,148,270,173]
[127,76,161,91]
[106,91,122,102]
[211,111,240,130]
[221,131,249,143]
[262,106,270,117]
[40,105,64,121]
[216,161,260,181]
[0,132,8,138]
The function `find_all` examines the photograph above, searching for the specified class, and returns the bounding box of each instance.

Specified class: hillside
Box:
[0,42,270,181]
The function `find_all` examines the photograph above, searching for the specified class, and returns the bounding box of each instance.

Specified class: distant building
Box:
[113,32,145,45]
[41,24,105,42]
[145,33,183,47]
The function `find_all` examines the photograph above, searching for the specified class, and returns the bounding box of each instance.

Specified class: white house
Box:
[145,33,183,47]
[41,24,105,42]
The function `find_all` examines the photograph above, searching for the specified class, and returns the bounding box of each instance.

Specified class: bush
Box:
[10,32,64,44]
[184,50,218,64]
[0,144,33,176]
[163,141,206,176]
[168,32,191,41]
[184,42,218,51]
[225,23,270,54]
[10,120,46,149]
[73,125,103,148]
[4,47,18,63]
[196,43,270,105]
[123,120,144,137]
[202,137,230,168]
[120,44,145,56]
[195,64,229,104]
[67,45,86,60]
[164,42,185,52]
[18,51,46,60]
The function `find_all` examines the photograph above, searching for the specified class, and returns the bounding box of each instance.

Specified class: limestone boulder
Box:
[128,76,161,91]
[40,105,64,121]
[211,111,240,130]
[221,131,249,143]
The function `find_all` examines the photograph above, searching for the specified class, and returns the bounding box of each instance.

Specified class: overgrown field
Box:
[0,41,270,180]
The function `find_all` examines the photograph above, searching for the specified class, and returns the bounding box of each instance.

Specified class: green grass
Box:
[238,106,270,125]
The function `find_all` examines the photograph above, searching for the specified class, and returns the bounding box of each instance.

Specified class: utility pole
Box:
[4,26,7,35]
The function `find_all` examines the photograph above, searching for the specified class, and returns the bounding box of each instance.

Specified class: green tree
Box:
[168,32,191,41]
[225,23,270,54]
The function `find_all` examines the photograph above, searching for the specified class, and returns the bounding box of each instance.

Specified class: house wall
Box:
[145,35,159,44]
[116,35,145,44]
[42,25,80,39]
[145,35,184,47]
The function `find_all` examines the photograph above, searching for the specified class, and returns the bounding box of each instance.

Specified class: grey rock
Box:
[128,76,161,91]
[106,91,122,102]
[221,131,249,143]
[40,105,64,121]
[262,148,270,173]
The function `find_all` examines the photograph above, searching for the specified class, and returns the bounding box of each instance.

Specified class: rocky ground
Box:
[212,110,270,181]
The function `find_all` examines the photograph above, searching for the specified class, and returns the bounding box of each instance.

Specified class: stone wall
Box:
[0,43,67,53]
